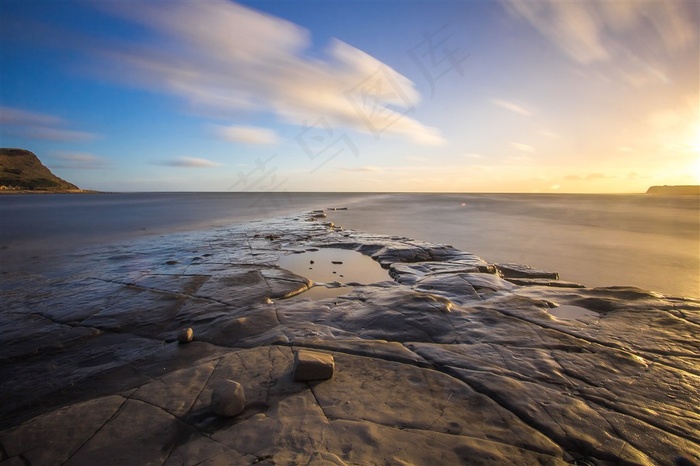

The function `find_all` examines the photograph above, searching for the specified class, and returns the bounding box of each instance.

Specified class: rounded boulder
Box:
[210,380,246,417]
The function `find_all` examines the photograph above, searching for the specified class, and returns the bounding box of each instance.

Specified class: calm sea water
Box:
[1,192,698,298]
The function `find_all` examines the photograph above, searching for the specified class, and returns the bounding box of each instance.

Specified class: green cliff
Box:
[0,148,80,192]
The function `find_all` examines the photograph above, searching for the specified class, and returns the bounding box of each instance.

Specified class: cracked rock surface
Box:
[1,212,698,465]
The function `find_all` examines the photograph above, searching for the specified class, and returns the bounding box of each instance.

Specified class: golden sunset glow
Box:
[1,0,698,192]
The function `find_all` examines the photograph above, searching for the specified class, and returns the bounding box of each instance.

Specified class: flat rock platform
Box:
[1,212,698,465]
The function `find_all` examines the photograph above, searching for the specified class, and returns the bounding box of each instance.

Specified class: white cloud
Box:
[510,142,535,153]
[23,128,97,142]
[539,129,560,139]
[159,157,221,168]
[565,172,616,181]
[341,166,382,172]
[50,152,109,169]
[0,107,63,126]
[0,106,98,142]
[503,0,697,86]
[490,99,532,116]
[92,1,443,145]
[214,125,278,144]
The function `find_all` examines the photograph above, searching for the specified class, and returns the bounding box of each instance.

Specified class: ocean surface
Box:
[1,192,698,298]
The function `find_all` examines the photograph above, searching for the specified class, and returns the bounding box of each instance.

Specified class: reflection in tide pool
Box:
[278,248,390,299]
[548,305,600,321]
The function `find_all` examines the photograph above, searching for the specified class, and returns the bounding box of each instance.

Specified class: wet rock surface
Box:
[1,212,699,465]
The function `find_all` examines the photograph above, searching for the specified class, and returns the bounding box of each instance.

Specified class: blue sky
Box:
[1,0,698,192]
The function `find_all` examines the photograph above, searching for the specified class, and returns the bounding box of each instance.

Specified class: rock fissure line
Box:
[307,383,343,447]
[191,357,224,413]
[483,305,662,360]
[436,364,569,450]
[575,388,700,445]
[61,395,128,465]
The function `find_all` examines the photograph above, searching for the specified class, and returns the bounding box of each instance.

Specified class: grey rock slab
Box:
[211,387,337,464]
[0,395,125,464]
[131,360,218,417]
[195,267,310,304]
[0,312,100,361]
[326,288,458,343]
[505,277,585,288]
[163,432,251,466]
[80,286,189,338]
[310,352,563,457]
[0,333,165,428]
[306,451,348,465]
[496,263,560,280]
[132,273,211,296]
[412,273,482,303]
[18,277,126,324]
[329,419,567,466]
[64,398,185,466]
[166,300,281,347]
[1,212,698,465]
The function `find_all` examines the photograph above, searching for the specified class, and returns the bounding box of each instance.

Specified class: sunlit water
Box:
[547,305,600,321]
[278,248,391,299]
[327,193,699,298]
[1,192,697,298]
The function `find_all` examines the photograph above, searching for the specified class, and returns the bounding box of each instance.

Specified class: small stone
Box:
[177,327,194,344]
[477,264,498,274]
[264,297,274,304]
[211,380,246,417]
[293,350,335,382]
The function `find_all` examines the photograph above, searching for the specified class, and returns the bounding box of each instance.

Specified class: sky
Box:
[1,0,698,193]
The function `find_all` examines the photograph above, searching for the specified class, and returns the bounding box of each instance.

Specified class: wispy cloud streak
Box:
[491,98,532,116]
[50,152,109,169]
[503,0,697,86]
[91,1,443,145]
[0,106,98,142]
[158,157,221,168]
[214,125,278,145]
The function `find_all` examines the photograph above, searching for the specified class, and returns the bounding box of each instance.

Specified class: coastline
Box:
[1,210,698,464]
[0,190,103,194]
[3,192,697,298]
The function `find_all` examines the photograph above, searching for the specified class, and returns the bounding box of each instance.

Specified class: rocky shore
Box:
[1,211,698,465]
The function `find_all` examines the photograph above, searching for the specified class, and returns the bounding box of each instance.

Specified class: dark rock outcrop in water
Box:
[646,185,700,195]
[0,212,698,465]
[0,148,80,191]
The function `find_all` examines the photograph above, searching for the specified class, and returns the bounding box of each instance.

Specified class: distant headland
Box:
[646,185,700,195]
[0,148,89,193]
